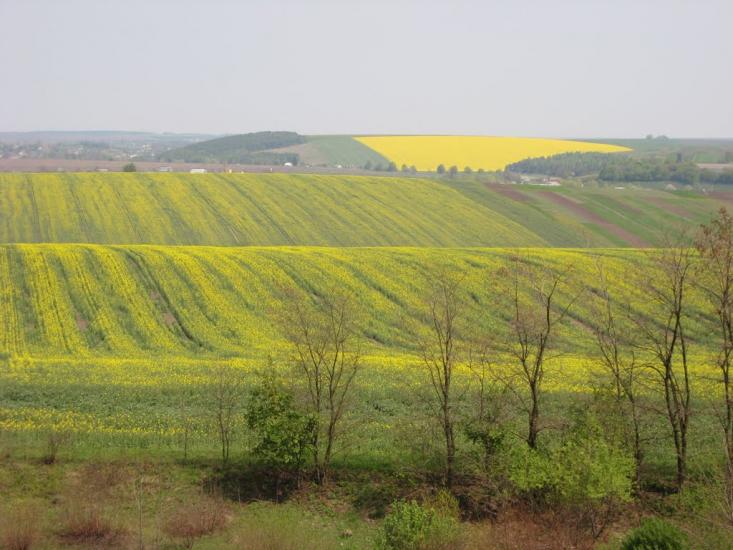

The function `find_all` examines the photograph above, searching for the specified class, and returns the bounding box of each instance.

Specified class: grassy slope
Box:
[305,135,389,167]
[444,179,725,246]
[0,173,728,247]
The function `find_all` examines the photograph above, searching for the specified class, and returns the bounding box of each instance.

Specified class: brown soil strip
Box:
[0,158,395,176]
[75,313,88,332]
[646,196,691,218]
[709,191,733,203]
[539,191,648,247]
[264,142,329,166]
[485,183,532,202]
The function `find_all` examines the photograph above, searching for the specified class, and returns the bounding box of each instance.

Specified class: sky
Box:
[1,0,731,138]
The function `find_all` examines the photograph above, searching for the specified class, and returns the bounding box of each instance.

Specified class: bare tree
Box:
[210,364,243,466]
[419,270,464,488]
[504,255,581,449]
[696,207,733,521]
[634,241,694,490]
[593,259,646,488]
[277,285,361,484]
[465,343,507,474]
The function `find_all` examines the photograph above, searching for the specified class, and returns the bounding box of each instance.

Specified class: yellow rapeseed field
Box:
[354,135,631,171]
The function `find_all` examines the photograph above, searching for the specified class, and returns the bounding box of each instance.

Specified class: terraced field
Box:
[354,135,630,171]
[0,173,727,247]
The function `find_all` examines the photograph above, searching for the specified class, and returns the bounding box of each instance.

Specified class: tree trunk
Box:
[444,414,455,488]
[627,397,643,491]
[676,425,687,491]
[527,384,539,449]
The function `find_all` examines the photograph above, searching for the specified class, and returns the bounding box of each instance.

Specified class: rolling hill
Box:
[0,244,711,360]
[0,173,541,246]
[155,132,631,170]
[0,172,727,248]
[159,131,305,164]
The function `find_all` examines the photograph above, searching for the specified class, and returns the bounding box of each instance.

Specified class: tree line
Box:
[507,152,733,185]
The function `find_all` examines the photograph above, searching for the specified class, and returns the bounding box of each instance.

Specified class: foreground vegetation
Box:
[1,233,733,546]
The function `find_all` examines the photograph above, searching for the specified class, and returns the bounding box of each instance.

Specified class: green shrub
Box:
[620,518,689,550]
[246,373,316,476]
[508,413,633,503]
[377,499,460,550]
[508,413,634,539]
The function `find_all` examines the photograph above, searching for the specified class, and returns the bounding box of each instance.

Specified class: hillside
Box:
[0,172,728,248]
[0,245,712,360]
[0,173,541,247]
[160,131,304,164]
[155,133,634,170]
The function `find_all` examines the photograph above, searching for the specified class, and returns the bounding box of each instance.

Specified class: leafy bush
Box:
[246,373,316,482]
[377,499,460,550]
[509,414,633,502]
[508,413,633,538]
[620,518,689,550]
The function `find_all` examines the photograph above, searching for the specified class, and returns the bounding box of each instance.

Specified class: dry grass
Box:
[161,494,229,549]
[464,509,595,550]
[0,504,39,550]
[233,528,329,550]
[57,501,126,546]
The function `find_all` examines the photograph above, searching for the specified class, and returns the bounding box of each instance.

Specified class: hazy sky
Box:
[1,0,731,138]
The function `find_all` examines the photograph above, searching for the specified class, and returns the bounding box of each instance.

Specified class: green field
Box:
[304,135,390,167]
[0,173,728,247]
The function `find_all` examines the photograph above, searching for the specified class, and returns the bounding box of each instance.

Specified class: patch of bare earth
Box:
[485,183,533,202]
[646,196,691,218]
[540,191,648,247]
[699,163,733,172]
[709,191,733,204]
[264,142,330,166]
[75,313,88,332]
